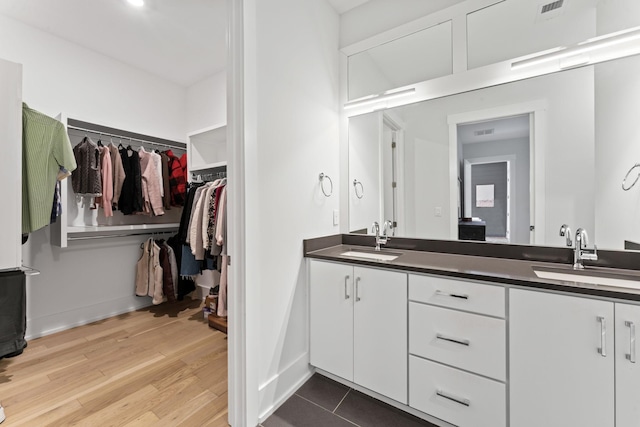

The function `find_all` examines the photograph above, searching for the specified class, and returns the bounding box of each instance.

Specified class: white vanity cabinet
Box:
[408,274,506,427]
[510,289,616,427]
[309,259,408,404]
[614,303,640,427]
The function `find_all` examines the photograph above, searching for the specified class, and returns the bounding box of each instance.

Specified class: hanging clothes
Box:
[138,148,164,216]
[108,143,126,210]
[119,146,143,215]
[72,137,102,196]
[135,238,164,305]
[165,150,187,206]
[160,152,172,210]
[22,103,77,234]
[95,147,114,217]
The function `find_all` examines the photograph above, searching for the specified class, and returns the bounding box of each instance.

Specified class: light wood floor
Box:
[0,298,228,426]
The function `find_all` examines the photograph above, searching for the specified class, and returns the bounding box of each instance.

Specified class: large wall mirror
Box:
[347,0,640,251]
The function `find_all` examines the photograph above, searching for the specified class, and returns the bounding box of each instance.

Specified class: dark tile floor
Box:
[262,373,437,427]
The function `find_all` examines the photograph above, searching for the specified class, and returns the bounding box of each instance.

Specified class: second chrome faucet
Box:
[372,220,392,251]
[559,224,598,269]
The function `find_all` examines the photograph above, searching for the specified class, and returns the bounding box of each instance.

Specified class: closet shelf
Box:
[66,224,179,234]
[190,161,227,173]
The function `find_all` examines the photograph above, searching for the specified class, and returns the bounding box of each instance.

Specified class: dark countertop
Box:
[305,239,640,302]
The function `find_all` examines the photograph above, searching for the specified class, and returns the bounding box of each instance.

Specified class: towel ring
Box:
[622,163,640,191]
[353,179,364,199]
[319,173,333,197]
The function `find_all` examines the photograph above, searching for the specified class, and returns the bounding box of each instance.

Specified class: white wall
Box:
[242,0,340,422]
[187,70,227,132]
[0,15,186,142]
[339,0,465,48]
[0,14,190,338]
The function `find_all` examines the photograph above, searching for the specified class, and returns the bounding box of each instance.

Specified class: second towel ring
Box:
[353,179,364,199]
[622,163,640,191]
[319,173,333,197]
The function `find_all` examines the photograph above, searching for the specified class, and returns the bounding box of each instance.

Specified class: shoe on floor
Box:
[0,404,5,424]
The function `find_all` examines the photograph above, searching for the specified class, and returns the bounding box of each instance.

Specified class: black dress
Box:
[118,147,143,215]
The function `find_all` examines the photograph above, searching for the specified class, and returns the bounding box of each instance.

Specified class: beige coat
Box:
[135,238,164,305]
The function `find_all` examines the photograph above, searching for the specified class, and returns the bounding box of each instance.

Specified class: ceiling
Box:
[327,0,372,14]
[458,115,530,145]
[0,0,227,87]
[0,0,382,87]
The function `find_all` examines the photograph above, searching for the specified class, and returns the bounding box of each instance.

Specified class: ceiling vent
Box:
[474,129,495,137]
[536,0,566,21]
[541,0,564,14]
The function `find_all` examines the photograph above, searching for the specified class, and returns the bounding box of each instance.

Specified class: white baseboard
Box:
[25,296,152,340]
[257,352,314,423]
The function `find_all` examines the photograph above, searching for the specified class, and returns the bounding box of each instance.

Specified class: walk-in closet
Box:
[0,0,230,425]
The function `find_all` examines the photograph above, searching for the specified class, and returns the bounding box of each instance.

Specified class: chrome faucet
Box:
[371,221,391,251]
[559,224,573,247]
[573,228,598,270]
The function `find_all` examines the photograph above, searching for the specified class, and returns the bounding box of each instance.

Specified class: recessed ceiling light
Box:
[127,0,144,7]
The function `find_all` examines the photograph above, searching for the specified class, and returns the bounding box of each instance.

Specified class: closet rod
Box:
[67,125,185,151]
[67,230,176,242]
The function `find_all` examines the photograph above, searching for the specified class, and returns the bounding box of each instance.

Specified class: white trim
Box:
[257,353,314,422]
[448,101,547,242]
[227,0,248,426]
[340,0,503,56]
[25,296,152,340]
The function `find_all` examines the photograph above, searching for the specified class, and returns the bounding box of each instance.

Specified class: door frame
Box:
[448,100,547,244]
[381,112,405,236]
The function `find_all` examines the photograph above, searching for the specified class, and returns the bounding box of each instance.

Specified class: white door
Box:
[309,260,354,381]
[615,303,640,427]
[0,59,22,271]
[353,266,407,404]
[510,289,614,427]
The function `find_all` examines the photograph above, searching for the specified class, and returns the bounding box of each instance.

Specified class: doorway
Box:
[448,101,547,244]
[464,159,511,242]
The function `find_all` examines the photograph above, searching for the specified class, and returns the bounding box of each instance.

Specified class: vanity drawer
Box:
[409,302,506,381]
[409,274,505,318]
[409,356,506,427]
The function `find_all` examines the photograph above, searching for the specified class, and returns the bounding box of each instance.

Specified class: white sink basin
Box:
[533,268,640,290]
[340,250,401,262]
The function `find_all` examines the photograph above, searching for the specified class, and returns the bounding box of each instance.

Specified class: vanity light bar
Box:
[344,88,416,110]
[511,25,640,70]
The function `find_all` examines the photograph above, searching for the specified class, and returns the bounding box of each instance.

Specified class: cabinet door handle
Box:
[355,277,361,302]
[625,320,636,363]
[436,389,470,407]
[436,333,470,347]
[435,290,469,300]
[597,316,607,357]
[344,275,350,300]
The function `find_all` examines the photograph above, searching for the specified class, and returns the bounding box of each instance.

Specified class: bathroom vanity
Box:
[305,235,640,427]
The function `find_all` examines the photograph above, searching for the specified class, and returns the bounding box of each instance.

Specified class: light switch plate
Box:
[434,207,442,217]
[333,209,339,225]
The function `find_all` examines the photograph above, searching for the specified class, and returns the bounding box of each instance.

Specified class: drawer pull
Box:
[344,275,350,300]
[435,290,469,300]
[436,333,470,347]
[436,389,470,407]
[625,320,636,363]
[597,316,607,357]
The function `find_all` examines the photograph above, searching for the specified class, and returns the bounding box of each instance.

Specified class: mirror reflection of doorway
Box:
[457,114,531,244]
